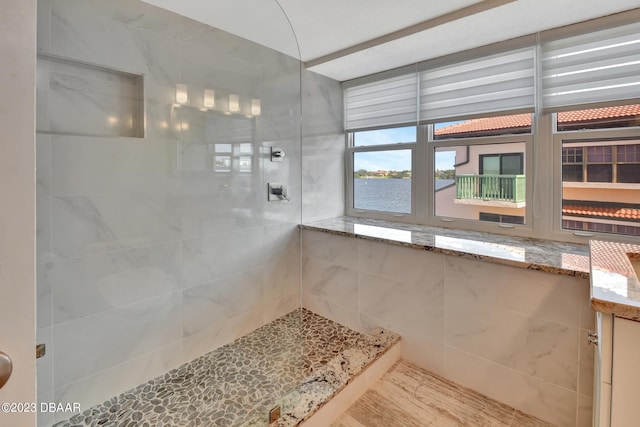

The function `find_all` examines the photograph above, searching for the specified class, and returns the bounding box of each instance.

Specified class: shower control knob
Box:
[271,147,285,162]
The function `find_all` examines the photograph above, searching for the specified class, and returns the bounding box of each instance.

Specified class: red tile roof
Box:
[434,104,640,136]
[559,104,640,123]
[435,114,531,135]
[563,205,640,221]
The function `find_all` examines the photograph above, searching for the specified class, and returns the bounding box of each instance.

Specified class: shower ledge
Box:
[261,327,401,427]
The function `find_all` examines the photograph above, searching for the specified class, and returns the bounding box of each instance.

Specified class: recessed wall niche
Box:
[36,54,144,138]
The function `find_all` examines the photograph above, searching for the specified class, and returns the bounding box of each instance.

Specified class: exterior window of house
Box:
[348,126,415,216]
[562,147,583,182]
[558,105,640,238]
[432,114,530,225]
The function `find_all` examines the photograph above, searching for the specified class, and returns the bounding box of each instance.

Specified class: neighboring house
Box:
[434,105,640,233]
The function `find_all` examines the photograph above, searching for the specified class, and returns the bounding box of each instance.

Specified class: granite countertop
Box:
[301,217,590,278]
[590,240,640,321]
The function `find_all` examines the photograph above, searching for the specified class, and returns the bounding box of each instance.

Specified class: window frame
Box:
[425,130,534,235]
[341,10,640,243]
[345,113,640,244]
[345,128,420,222]
[552,125,640,243]
[345,121,536,235]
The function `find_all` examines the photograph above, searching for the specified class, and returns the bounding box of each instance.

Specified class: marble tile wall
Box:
[301,71,345,223]
[301,229,594,427]
[33,1,341,425]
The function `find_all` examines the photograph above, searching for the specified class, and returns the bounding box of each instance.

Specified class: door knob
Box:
[0,351,12,389]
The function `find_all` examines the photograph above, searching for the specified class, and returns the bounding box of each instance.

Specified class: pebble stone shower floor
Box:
[53,308,365,427]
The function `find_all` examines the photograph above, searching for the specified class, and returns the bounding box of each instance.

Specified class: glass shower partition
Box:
[35,0,302,425]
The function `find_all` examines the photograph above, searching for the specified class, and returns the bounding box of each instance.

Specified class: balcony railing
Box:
[456,174,526,203]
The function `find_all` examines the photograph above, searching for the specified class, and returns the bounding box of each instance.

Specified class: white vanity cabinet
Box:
[595,312,640,427]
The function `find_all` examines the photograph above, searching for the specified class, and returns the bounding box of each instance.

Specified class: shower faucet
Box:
[267,183,290,201]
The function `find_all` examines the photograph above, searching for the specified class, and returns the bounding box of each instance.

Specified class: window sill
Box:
[300,216,590,278]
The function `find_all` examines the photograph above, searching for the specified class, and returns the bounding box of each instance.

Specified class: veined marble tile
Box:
[301,182,345,224]
[36,53,50,132]
[179,191,263,239]
[445,256,583,327]
[263,293,300,325]
[302,70,343,137]
[182,227,265,288]
[301,229,358,268]
[179,44,262,96]
[51,193,181,258]
[358,316,446,378]
[301,149,344,187]
[52,340,182,423]
[302,257,358,304]
[37,392,55,427]
[359,239,444,287]
[36,132,52,197]
[37,195,53,330]
[182,306,264,363]
[67,0,189,40]
[579,276,596,330]
[302,293,364,335]
[578,328,595,397]
[43,65,141,138]
[49,0,175,77]
[446,298,579,391]
[53,291,182,389]
[577,393,593,427]
[36,327,53,397]
[263,226,300,305]
[182,268,264,338]
[50,136,179,196]
[37,0,51,52]
[51,242,182,324]
[359,271,444,343]
[444,346,577,427]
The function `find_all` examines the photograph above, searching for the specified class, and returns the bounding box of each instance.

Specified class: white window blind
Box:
[541,22,640,111]
[345,73,418,131]
[419,48,535,123]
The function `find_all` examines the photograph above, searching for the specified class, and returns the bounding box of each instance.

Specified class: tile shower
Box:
[35,0,344,425]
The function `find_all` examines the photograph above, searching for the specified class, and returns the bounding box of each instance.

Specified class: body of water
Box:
[354,178,411,213]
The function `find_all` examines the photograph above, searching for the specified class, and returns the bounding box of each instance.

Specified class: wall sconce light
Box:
[229,94,240,113]
[251,99,261,116]
[203,89,215,109]
[176,84,188,105]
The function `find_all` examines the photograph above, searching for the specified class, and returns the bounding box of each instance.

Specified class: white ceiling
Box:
[142,0,640,82]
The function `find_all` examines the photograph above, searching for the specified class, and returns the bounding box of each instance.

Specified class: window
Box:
[561,142,640,184]
[558,107,640,238]
[347,127,416,216]
[342,17,640,241]
[433,139,527,224]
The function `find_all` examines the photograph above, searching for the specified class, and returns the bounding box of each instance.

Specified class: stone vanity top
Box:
[590,240,640,321]
[301,216,591,278]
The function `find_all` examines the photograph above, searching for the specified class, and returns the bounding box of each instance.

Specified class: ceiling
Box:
[142,0,640,82]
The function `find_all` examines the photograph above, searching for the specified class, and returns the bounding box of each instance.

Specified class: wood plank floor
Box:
[331,361,555,427]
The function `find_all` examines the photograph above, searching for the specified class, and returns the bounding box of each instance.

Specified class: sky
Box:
[353,124,461,172]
